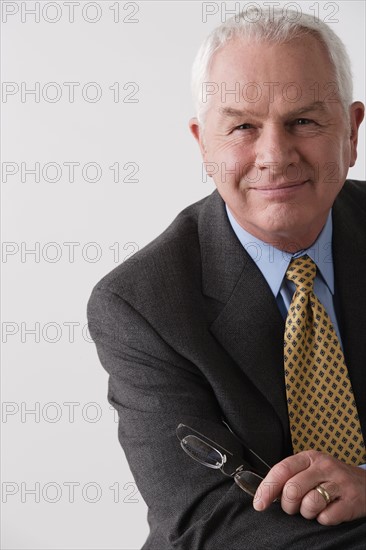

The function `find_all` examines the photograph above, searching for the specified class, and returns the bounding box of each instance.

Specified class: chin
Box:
[255,214,307,243]
[262,205,305,228]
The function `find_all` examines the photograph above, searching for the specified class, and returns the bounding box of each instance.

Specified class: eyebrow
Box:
[218,101,329,119]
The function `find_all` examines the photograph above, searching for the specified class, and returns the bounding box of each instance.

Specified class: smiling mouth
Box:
[253,180,310,192]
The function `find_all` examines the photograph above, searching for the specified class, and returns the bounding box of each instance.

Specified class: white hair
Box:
[192,7,353,125]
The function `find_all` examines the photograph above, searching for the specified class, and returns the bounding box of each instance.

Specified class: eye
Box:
[234,123,254,131]
[294,118,315,125]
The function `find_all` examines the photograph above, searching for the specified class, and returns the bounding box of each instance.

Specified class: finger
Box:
[279,469,338,515]
[300,482,339,520]
[316,475,366,525]
[253,452,312,511]
[317,499,350,526]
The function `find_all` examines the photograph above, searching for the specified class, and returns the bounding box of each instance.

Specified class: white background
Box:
[1,1,365,548]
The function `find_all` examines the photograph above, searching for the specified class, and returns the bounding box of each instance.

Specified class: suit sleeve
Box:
[87,286,366,550]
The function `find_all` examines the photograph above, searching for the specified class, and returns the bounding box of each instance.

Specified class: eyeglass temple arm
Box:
[221,418,272,472]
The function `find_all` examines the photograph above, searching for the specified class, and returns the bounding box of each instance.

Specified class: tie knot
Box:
[286,255,316,293]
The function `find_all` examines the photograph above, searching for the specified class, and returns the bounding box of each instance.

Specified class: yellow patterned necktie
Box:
[284,255,366,465]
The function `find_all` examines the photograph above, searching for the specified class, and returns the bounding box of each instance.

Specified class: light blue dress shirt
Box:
[226,205,366,469]
[225,205,342,345]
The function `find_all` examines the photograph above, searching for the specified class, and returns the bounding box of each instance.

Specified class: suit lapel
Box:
[332,184,366,432]
[199,191,290,432]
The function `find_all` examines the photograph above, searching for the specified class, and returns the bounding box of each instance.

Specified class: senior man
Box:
[88,8,366,549]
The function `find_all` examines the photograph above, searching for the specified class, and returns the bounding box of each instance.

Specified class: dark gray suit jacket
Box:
[87,179,366,549]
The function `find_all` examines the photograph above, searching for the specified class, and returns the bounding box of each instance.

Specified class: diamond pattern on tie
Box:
[284,255,366,465]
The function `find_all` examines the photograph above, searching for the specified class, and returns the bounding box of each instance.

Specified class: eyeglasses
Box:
[176,423,269,498]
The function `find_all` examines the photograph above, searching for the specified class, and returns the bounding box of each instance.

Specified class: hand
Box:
[253,450,366,525]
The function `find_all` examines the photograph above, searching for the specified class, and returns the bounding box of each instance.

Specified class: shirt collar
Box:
[225,205,334,297]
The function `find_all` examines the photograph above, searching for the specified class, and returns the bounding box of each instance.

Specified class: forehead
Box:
[207,34,336,110]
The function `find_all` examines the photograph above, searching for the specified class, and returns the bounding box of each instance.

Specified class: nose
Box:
[255,124,301,181]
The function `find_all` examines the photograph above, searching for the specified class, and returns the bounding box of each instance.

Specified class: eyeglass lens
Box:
[234,470,263,496]
[181,435,224,469]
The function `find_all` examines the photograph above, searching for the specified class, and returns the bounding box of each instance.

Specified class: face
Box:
[190,35,364,251]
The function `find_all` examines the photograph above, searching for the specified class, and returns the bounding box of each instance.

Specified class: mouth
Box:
[252,180,310,196]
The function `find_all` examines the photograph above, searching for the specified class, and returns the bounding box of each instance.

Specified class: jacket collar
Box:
[199,191,290,442]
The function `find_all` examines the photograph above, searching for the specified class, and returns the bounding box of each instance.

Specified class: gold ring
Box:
[315,485,331,505]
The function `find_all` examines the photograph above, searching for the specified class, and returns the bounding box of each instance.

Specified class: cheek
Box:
[306,136,349,178]
[208,143,255,185]
[208,135,254,162]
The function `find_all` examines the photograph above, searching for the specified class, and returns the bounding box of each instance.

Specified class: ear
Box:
[349,101,364,167]
[189,117,207,158]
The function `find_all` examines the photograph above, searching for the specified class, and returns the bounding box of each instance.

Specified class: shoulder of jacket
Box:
[337,179,366,206]
[90,192,213,300]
